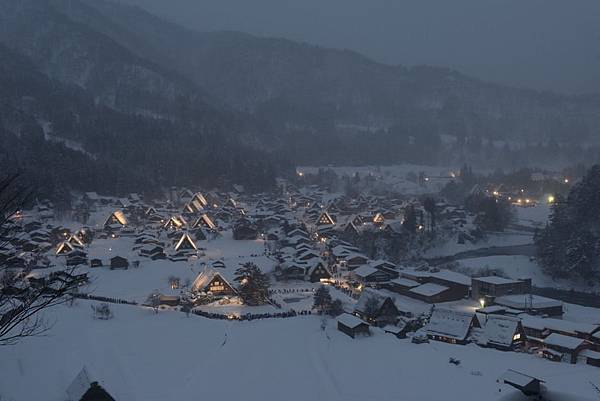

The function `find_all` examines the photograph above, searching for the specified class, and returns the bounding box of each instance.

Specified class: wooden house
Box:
[372,212,385,226]
[66,251,88,266]
[110,256,129,270]
[66,367,116,401]
[173,233,197,252]
[90,258,103,268]
[471,276,531,301]
[192,270,236,297]
[543,333,589,364]
[192,214,216,230]
[316,211,335,226]
[163,215,187,231]
[103,211,127,230]
[426,308,480,345]
[56,241,75,255]
[352,266,393,284]
[475,315,525,351]
[345,253,369,270]
[337,313,370,338]
[499,370,544,397]
[354,289,401,326]
[306,261,332,283]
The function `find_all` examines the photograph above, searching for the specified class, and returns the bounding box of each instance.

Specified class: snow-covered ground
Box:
[1,302,598,401]
[424,231,534,258]
[458,256,550,286]
[48,231,274,304]
[514,203,551,228]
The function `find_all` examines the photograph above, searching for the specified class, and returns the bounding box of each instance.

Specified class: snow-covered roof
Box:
[191,269,233,293]
[353,266,381,278]
[390,278,420,288]
[579,349,600,360]
[473,276,522,285]
[355,288,390,313]
[521,316,598,336]
[66,367,93,401]
[494,294,562,310]
[426,308,477,340]
[499,369,544,388]
[429,270,471,286]
[410,283,449,297]
[544,333,586,350]
[337,313,367,329]
[478,315,521,347]
[174,233,197,251]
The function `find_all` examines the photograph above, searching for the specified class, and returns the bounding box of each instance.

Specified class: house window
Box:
[513,333,521,341]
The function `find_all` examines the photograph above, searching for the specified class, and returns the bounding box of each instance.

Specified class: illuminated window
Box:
[513,333,521,341]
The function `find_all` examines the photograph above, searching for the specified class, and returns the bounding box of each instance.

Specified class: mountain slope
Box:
[64,0,600,148]
[0,0,289,197]
[0,44,281,198]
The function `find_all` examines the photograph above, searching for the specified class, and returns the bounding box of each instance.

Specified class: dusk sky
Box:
[117,0,600,94]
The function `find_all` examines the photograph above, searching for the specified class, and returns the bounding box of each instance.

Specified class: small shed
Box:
[499,369,544,396]
[110,256,129,270]
[337,313,370,338]
[90,259,103,268]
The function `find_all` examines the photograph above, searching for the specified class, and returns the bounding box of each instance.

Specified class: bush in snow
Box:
[91,303,113,320]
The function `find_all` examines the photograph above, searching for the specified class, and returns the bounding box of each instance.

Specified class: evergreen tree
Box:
[402,205,417,234]
[535,165,600,283]
[313,286,332,314]
[423,197,437,232]
[234,263,270,306]
[328,299,344,317]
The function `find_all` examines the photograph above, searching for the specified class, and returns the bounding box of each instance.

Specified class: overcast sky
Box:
[117,0,600,94]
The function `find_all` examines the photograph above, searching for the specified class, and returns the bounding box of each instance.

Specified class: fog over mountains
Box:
[117,0,600,94]
[0,0,599,198]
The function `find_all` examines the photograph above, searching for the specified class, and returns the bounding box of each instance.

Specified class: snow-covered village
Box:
[3,1,600,401]
[2,162,600,401]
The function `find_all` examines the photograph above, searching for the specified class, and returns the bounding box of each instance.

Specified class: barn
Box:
[337,313,370,338]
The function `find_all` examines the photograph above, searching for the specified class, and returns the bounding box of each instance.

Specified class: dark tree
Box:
[466,194,513,232]
[234,262,270,306]
[312,286,332,314]
[363,297,380,321]
[0,174,79,345]
[535,165,600,282]
[328,299,344,317]
[423,197,437,232]
[402,205,418,234]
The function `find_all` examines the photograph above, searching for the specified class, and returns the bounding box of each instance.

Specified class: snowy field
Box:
[1,302,598,401]
[46,230,273,304]
[458,256,551,287]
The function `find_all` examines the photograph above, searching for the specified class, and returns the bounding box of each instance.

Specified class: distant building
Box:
[471,276,531,301]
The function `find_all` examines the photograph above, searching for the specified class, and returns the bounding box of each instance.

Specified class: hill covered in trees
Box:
[535,165,600,284]
[0,0,289,198]
[64,0,600,168]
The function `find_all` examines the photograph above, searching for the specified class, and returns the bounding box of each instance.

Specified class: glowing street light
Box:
[547,195,555,204]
